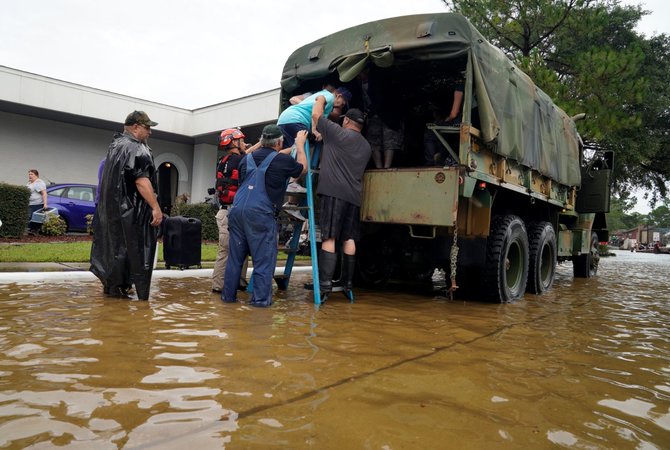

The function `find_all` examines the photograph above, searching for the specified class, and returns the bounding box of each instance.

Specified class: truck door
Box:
[576,151,614,213]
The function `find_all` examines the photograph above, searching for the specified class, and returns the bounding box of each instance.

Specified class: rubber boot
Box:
[318,249,338,303]
[341,254,356,302]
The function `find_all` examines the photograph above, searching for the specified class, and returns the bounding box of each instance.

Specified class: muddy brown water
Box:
[0,250,669,449]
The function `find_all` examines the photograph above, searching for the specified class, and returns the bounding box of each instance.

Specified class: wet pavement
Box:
[0,250,669,449]
[0,262,99,272]
[0,261,217,273]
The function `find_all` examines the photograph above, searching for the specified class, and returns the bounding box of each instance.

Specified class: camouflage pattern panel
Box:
[557,229,574,257]
[564,213,597,255]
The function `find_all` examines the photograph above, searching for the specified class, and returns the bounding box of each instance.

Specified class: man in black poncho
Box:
[90,111,163,300]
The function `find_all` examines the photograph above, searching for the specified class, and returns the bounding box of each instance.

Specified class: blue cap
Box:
[335,86,352,105]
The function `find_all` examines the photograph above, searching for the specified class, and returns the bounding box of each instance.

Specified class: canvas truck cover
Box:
[281,13,581,187]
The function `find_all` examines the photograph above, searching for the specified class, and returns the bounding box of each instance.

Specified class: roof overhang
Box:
[0,65,280,145]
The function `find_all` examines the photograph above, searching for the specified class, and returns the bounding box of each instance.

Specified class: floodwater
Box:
[0,251,669,449]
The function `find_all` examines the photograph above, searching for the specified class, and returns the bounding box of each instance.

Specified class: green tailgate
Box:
[360,168,460,226]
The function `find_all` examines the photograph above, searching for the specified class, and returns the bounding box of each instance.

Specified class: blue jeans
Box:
[28,204,43,231]
[278,123,308,148]
[224,207,278,307]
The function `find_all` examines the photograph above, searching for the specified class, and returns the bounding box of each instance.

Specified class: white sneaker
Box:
[286,182,307,193]
[282,202,306,221]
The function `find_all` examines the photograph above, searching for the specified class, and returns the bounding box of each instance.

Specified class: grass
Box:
[0,241,304,263]
[0,242,218,263]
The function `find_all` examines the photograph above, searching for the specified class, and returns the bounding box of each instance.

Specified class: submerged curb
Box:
[0,266,312,284]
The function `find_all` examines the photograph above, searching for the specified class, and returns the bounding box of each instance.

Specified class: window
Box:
[48,188,65,197]
[66,187,95,202]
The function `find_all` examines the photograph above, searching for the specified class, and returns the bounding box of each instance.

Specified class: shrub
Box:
[171,203,218,241]
[41,215,67,236]
[0,183,30,238]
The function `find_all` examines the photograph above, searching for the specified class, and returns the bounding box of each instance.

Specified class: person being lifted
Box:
[222,126,308,307]
[277,86,351,219]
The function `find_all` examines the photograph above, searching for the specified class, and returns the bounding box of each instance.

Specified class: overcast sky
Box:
[1,0,666,212]
[1,0,667,110]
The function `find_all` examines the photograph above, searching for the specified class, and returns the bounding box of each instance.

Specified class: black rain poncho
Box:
[90,132,159,300]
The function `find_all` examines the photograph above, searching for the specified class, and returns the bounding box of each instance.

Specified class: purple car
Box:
[46,184,97,231]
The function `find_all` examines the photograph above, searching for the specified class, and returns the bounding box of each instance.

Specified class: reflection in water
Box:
[0,250,669,448]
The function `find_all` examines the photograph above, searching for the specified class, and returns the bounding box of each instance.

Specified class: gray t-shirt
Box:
[316,117,371,206]
[27,179,47,205]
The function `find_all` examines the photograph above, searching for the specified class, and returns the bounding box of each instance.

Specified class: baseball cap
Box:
[125,111,158,127]
[261,124,283,139]
[344,108,366,125]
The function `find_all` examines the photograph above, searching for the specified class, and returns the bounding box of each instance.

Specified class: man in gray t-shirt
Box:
[315,108,371,302]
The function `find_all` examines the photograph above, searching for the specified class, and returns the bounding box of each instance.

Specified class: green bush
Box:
[0,183,30,238]
[41,215,67,236]
[171,203,218,241]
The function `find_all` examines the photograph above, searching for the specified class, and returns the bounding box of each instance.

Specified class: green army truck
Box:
[280,13,612,302]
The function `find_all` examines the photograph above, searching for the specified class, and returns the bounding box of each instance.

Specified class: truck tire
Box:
[483,215,529,302]
[526,222,557,294]
[573,232,599,278]
[355,234,394,287]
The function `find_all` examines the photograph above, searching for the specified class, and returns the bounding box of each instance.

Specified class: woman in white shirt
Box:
[26,169,47,233]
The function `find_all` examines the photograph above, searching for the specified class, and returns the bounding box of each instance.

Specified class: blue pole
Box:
[304,141,321,306]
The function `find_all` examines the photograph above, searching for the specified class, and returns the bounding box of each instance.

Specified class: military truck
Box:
[280,13,612,302]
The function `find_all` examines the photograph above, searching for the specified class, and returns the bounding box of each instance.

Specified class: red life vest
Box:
[215,153,240,205]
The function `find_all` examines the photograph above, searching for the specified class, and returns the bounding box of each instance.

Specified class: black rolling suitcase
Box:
[162,216,202,269]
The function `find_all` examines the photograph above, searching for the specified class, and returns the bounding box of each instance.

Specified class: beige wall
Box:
[0,111,193,198]
[0,67,283,205]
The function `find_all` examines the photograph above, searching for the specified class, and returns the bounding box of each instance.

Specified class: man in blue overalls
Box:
[222,125,308,307]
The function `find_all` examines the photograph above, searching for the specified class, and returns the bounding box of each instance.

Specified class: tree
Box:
[603,33,670,203]
[648,204,670,227]
[606,195,637,231]
[442,0,669,200]
[620,211,646,230]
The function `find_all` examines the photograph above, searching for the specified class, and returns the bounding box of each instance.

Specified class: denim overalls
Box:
[222,151,279,307]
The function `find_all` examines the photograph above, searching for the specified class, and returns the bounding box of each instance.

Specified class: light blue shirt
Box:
[277,90,335,128]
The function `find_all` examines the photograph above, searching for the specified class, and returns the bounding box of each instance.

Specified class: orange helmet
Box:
[219,128,245,147]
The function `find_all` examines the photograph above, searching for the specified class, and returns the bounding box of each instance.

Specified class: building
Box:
[613,225,670,248]
[0,65,280,210]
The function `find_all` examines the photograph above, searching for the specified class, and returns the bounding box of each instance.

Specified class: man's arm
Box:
[311,96,326,141]
[40,186,47,208]
[244,141,262,154]
[135,177,163,226]
[294,130,309,176]
[289,94,307,105]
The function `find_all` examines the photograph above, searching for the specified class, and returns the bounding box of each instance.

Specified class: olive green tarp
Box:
[281,13,581,187]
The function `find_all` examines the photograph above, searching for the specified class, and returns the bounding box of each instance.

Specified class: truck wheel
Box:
[526,222,557,294]
[355,235,394,287]
[483,215,529,302]
[574,232,599,278]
